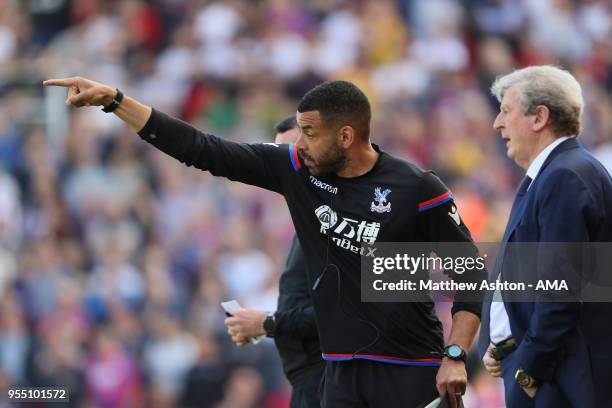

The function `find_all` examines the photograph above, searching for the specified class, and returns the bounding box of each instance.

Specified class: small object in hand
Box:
[221,300,264,344]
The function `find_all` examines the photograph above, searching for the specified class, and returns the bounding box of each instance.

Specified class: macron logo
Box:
[309,176,338,195]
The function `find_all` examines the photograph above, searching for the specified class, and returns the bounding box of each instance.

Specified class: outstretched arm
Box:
[43,77,152,132]
[43,76,291,193]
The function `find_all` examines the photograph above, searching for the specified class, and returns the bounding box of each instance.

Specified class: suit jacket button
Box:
[149,133,157,139]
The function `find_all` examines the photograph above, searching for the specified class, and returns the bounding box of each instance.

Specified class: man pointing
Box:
[45,76,484,407]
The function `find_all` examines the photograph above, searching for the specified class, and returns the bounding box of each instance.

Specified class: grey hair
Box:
[491,65,584,136]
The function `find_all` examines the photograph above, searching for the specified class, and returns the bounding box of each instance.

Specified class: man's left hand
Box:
[224,308,267,346]
[436,358,467,408]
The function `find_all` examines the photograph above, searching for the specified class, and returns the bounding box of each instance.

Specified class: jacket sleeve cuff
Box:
[451,302,481,320]
[137,108,159,140]
[515,343,558,381]
[273,310,287,337]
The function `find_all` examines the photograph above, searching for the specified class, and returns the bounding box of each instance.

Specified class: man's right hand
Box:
[43,76,152,132]
[43,76,116,108]
[483,343,502,377]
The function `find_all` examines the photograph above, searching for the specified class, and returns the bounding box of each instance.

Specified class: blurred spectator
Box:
[142,312,198,403]
[0,291,29,384]
[216,366,265,408]
[180,331,227,408]
[216,218,276,307]
[0,166,21,250]
[84,328,142,408]
[28,0,72,48]
[85,241,145,322]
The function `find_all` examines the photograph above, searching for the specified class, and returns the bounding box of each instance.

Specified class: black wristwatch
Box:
[102,88,124,113]
[515,368,537,388]
[443,344,466,362]
[263,313,276,337]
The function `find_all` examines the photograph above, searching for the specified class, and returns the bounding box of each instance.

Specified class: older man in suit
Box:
[479,65,612,407]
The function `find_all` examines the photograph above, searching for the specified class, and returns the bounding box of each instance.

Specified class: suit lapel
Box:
[502,178,532,243]
[502,138,580,243]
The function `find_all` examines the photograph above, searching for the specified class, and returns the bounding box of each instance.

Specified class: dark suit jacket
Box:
[274,237,324,387]
[480,138,612,407]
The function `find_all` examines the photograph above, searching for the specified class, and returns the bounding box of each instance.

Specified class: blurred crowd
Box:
[0,0,609,406]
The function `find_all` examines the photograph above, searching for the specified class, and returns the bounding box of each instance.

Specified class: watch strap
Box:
[263,312,276,337]
[102,88,124,113]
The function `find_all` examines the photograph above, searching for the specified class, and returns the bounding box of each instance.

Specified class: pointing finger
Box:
[43,78,78,88]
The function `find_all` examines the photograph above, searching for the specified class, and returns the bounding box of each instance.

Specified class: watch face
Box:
[448,345,462,358]
[264,315,275,335]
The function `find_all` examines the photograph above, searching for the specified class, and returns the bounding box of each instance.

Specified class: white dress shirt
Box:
[489,137,570,344]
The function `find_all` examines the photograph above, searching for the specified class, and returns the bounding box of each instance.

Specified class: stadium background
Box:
[0,0,609,406]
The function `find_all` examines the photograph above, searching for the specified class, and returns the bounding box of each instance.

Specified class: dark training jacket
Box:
[138,109,485,366]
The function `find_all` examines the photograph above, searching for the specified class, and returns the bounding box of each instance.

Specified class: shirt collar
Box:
[525,136,570,188]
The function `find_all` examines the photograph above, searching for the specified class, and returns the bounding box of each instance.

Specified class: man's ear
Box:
[338,126,355,148]
[532,105,550,132]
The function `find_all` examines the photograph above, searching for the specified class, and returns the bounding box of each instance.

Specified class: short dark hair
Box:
[297,81,371,140]
[274,115,297,134]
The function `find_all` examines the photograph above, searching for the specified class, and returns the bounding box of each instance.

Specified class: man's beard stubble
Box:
[302,143,347,176]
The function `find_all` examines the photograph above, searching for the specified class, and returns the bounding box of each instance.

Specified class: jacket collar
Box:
[536,137,580,177]
[502,138,580,243]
